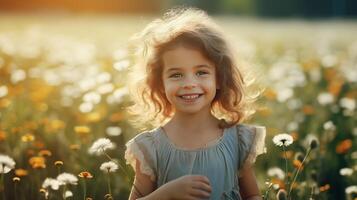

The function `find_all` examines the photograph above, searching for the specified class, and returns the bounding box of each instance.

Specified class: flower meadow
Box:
[0,15,356,199]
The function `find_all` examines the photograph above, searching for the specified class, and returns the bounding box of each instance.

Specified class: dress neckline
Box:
[158,126,231,152]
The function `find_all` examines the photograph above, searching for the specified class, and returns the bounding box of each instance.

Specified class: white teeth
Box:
[181,94,199,99]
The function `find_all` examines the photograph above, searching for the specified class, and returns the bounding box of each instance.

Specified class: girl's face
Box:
[161,46,218,115]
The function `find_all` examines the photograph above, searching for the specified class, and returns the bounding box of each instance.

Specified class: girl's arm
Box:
[128,159,157,200]
[129,159,212,200]
[238,165,262,200]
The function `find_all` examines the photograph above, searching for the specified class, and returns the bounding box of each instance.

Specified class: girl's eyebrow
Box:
[165,64,213,73]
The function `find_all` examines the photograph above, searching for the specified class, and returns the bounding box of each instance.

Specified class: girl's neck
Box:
[162,111,223,149]
[167,110,220,133]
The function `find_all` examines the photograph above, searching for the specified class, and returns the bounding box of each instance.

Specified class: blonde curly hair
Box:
[127,7,259,131]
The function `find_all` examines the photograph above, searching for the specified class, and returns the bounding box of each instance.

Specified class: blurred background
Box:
[0,0,356,199]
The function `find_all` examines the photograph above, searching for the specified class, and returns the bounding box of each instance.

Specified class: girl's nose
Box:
[182,75,198,89]
[183,83,196,89]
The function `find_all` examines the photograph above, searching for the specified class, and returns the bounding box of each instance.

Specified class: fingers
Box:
[181,175,212,200]
[190,175,211,185]
[189,187,211,199]
[192,181,212,193]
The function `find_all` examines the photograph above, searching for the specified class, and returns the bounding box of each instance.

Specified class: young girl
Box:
[125,7,266,200]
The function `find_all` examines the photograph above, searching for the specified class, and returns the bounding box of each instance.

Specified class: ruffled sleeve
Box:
[125,131,157,181]
[237,124,266,170]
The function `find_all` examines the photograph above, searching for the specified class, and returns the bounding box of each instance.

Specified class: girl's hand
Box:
[158,175,212,200]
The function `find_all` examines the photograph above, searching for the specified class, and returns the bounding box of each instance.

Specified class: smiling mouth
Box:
[178,94,203,100]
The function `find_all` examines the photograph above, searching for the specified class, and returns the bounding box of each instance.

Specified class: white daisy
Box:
[42,178,61,190]
[57,172,78,185]
[267,167,285,180]
[273,133,294,147]
[273,184,280,190]
[88,138,116,155]
[317,92,334,105]
[303,134,319,149]
[106,126,122,136]
[345,185,357,194]
[0,154,16,174]
[100,161,118,173]
[340,168,354,176]
[65,190,73,198]
[0,86,8,98]
[11,69,26,83]
[340,98,355,111]
[113,60,130,71]
[323,121,336,131]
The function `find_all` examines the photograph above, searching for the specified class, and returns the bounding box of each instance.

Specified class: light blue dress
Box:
[125,124,266,200]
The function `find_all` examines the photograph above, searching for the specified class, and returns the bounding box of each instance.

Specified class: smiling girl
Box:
[125,7,266,200]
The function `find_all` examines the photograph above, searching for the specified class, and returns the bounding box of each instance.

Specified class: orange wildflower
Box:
[328,79,344,97]
[15,169,28,177]
[69,144,80,150]
[86,112,102,123]
[74,126,91,135]
[78,171,93,179]
[319,184,330,192]
[38,150,52,157]
[302,105,315,115]
[271,178,285,189]
[0,130,6,141]
[336,139,352,154]
[29,156,46,169]
[263,88,277,100]
[21,133,35,142]
[109,112,124,122]
[293,160,304,169]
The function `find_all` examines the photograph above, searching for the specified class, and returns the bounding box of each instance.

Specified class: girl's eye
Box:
[169,73,182,78]
[197,71,208,76]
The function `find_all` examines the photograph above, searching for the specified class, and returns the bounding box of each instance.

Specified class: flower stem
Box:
[57,166,61,175]
[309,185,315,200]
[14,181,17,200]
[282,146,290,194]
[1,171,5,200]
[82,180,87,200]
[103,151,143,197]
[288,148,312,197]
[107,173,112,196]
[263,182,273,200]
[62,185,67,200]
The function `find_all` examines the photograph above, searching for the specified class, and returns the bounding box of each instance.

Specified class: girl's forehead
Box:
[161,46,215,71]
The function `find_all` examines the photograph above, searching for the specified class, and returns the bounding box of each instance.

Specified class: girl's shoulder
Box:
[126,127,162,145]
[234,123,267,168]
[125,128,162,181]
